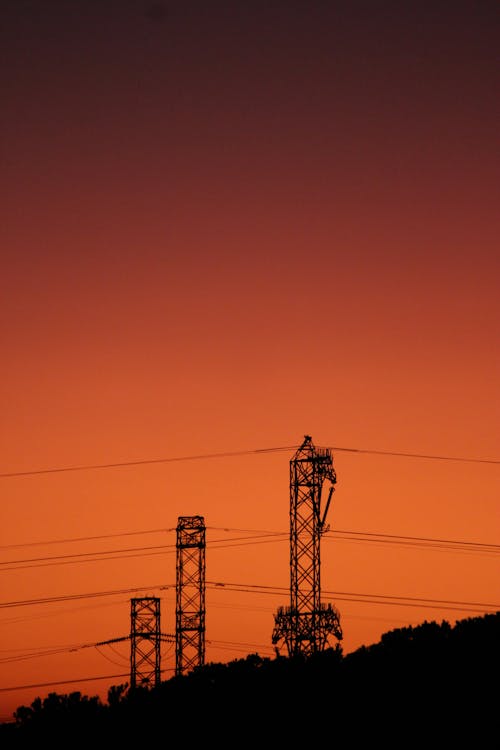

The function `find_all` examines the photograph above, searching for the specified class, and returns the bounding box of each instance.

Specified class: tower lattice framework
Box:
[272,435,342,657]
[175,515,206,676]
[130,597,161,688]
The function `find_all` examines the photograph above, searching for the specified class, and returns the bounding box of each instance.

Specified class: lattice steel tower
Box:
[175,515,206,676]
[272,435,342,657]
[130,597,161,688]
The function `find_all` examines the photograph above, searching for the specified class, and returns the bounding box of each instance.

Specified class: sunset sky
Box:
[1,0,499,722]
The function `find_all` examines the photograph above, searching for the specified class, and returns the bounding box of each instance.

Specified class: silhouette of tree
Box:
[2,612,498,747]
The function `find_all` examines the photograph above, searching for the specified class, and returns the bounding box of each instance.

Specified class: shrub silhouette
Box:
[1,612,498,746]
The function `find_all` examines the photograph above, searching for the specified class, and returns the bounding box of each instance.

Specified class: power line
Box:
[0,534,287,572]
[1,443,498,479]
[0,548,175,573]
[0,524,243,551]
[324,531,500,556]
[0,637,130,665]
[0,639,277,696]
[0,543,176,568]
[0,672,130,693]
[0,445,296,479]
[329,446,500,464]
[0,584,173,609]
[0,636,274,667]
[0,532,287,567]
[327,528,500,550]
[0,528,174,550]
[0,592,497,706]
[1,529,497,572]
[206,581,500,611]
[1,581,498,613]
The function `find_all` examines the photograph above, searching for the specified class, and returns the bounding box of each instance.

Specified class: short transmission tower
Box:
[272,435,342,657]
[175,515,206,676]
[130,597,161,688]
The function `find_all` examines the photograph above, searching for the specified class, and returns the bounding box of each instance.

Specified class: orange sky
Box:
[1,0,499,723]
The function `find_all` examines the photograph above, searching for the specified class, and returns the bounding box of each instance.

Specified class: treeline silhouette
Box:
[1,612,498,747]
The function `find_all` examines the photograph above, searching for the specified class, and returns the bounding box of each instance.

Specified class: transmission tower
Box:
[175,515,206,676]
[130,597,161,688]
[272,435,342,657]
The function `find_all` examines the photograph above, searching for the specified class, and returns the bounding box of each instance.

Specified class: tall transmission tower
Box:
[175,515,206,676]
[272,435,342,657]
[130,597,161,688]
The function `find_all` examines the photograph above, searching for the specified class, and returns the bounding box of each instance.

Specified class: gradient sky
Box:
[1,0,499,722]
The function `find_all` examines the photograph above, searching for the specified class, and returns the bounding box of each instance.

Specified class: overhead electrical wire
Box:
[1,525,493,559]
[0,672,130,693]
[1,529,497,573]
[0,584,174,609]
[329,446,500,464]
[0,445,297,478]
[0,548,175,573]
[0,644,274,696]
[325,528,500,550]
[0,635,274,667]
[0,528,176,550]
[205,581,500,612]
[1,445,497,705]
[0,443,498,479]
[0,586,497,704]
[0,534,288,572]
[0,543,176,567]
[1,581,498,613]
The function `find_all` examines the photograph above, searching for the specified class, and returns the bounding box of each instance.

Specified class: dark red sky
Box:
[1,0,499,722]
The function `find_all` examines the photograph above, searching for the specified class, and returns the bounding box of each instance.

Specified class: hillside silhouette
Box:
[1,612,498,747]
